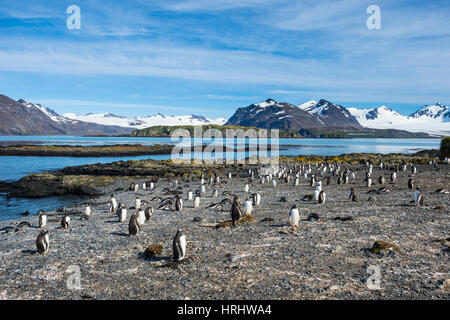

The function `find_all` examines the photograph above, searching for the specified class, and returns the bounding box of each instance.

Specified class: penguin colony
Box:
[29,160,447,268]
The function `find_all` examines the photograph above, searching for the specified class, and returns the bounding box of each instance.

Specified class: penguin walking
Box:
[414,187,424,206]
[137,210,146,226]
[144,206,153,221]
[109,195,118,213]
[193,195,200,209]
[36,229,50,255]
[175,195,183,212]
[135,198,141,210]
[244,197,253,215]
[129,213,140,236]
[200,185,206,194]
[187,190,193,201]
[318,190,326,204]
[212,189,218,198]
[378,176,385,185]
[289,204,300,230]
[61,216,70,229]
[252,193,261,206]
[244,184,249,193]
[312,188,320,201]
[173,228,187,262]
[349,187,358,202]
[272,180,277,188]
[390,172,397,183]
[231,196,242,227]
[38,210,47,228]
[119,206,127,223]
[84,205,91,219]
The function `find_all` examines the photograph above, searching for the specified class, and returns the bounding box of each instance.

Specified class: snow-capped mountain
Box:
[225,98,361,130]
[0,95,132,136]
[63,112,227,129]
[348,103,449,136]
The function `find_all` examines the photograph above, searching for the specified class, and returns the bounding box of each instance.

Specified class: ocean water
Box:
[0,136,441,221]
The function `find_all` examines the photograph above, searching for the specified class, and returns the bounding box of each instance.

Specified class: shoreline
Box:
[0,160,448,299]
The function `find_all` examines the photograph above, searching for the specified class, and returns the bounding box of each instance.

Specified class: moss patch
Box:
[144,244,163,258]
[215,214,256,229]
[369,240,400,254]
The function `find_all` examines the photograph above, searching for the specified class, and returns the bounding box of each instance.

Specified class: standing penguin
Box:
[390,172,397,183]
[136,210,146,226]
[272,179,277,188]
[109,195,118,213]
[318,190,326,204]
[414,187,424,206]
[312,188,320,201]
[231,196,242,227]
[119,206,127,223]
[193,195,200,209]
[378,176,385,185]
[244,197,253,215]
[326,176,331,186]
[38,210,47,228]
[144,206,153,221]
[187,190,193,201]
[36,229,50,255]
[173,228,187,262]
[252,193,261,206]
[135,198,141,210]
[408,178,414,189]
[128,212,139,236]
[244,184,249,193]
[289,204,300,230]
[212,189,218,198]
[61,216,70,229]
[349,187,358,202]
[175,195,183,212]
[84,205,91,219]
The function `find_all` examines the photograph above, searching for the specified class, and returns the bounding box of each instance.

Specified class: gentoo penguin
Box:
[119,206,127,223]
[142,182,146,190]
[411,166,417,174]
[187,190,193,201]
[435,188,449,194]
[294,177,299,186]
[312,188,320,201]
[175,195,183,212]
[128,212,139,236]
[193,195,200,209]
[135,198,141,210]
[84,205,91,218]
[212,189,218,198]
[289,204,300,230]
[318,190,326,204]
[173,228,187,261]
[390,172,396,183]
[252,193,261,206]
[109,195,118,213]
[349,187,358,202]
[272,180,277,188]
[136,210,146,226]
[200,185,206,194]
[244,197,253,215]
[144,206,153,221]
[61,216,70,229]
[326,176,331,186]
[231,196,242,227]
[228,173,232,179]
[378,175,385,185]
[38,210,47,228]
[366,178,372,187]
[408,178,414,190]
[414,187,424,206]
[244,184,249,193]
[36,229,50,255]
[150,182,155,190]
[133,183,139,192]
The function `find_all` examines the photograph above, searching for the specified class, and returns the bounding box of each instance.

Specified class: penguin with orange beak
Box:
[173,228,187,261]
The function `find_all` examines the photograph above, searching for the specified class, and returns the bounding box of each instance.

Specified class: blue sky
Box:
[0,0,449,119]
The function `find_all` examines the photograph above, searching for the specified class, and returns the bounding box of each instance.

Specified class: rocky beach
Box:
[0,154,448,300]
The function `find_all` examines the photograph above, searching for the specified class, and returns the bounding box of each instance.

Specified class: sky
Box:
[0,0,449,119]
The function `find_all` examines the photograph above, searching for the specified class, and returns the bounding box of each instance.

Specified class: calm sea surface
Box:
[0,136,440,221]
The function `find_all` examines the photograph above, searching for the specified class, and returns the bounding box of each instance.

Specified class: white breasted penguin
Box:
[173,228,187,262]
[289,204,300,230]
[128,212,140,236]
[61,216,70,229]
[378,175,385,185]
[144,206,153,221]
[414,187,424,206]
[390,172,397,183]
[119,206,127,223]
[212,189,218,198]
[312,188,320,201]
[136,210,146,226]
[252,193,261,206]
[272,179,277,188]
[187,190,193,200]
[366,178,372,187]
[411,166,417,174]
[193,195,200,208]
[200,184,206,194]
[38,210,47,228]
[84,205,91,218]
[135,198,141,210]
[109,195,118,213]
[408,178,414,189]
[175,195,183,212]
[244,184,249,193]
[36,229,50,255]
[244,197,253,215]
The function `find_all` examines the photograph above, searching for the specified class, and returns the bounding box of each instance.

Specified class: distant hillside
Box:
[131,124,302,138]
[0,94,132,136]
